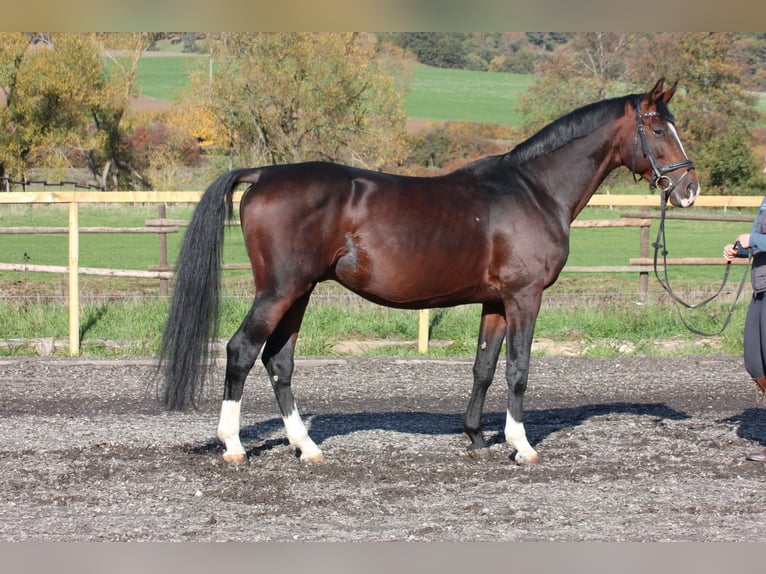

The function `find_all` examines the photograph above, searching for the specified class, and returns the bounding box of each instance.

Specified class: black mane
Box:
[506,94,634,166]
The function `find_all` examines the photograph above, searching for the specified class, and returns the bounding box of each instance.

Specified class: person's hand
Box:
[723,243,738,261]
[736,233,751,248]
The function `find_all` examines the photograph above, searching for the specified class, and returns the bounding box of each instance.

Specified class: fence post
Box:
[68,202,80,356]
[158,203,169,296]
[639,206,650,300]
[418,309,429,353]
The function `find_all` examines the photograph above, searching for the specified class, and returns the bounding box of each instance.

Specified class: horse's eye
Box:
[653,128,665,137]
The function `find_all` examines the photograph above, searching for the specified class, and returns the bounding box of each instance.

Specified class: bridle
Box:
[631,96,749,336]
[631,95,696,199]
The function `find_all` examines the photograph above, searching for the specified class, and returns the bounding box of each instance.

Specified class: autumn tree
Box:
[0,32,156,190]
[198,32,410,169]
[88,32,155,190]
[0,33,107,182]
[517,32,631,134]
[0,32,34,183]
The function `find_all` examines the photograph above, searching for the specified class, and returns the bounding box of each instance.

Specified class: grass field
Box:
[118,54,207,102]
[130,53,535,125]
[404,66,534,125]
[0,203,748,280]
[132,53,765,129]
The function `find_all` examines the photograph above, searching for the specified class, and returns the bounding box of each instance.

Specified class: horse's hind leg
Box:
[464,304,506,457]
[261,290,324,463]
[217,293,294,464]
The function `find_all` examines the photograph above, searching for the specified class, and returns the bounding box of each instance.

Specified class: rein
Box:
[631,96,749,336]
[652,192,751,336]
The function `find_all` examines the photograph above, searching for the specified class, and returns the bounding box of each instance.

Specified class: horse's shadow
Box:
[190,401,691,458]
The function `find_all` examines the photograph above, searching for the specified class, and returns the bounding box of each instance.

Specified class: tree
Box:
[0,33,106,182]
[733,33,766,90]
[0,32,35,182]
[526,32,569,51]
[201,33,410,169]
[517,33,631,134]
[517,32,764,193]
[385,33,468,70]
[0,32,156,190]
[704,128,762,192]
[88,32,155,190]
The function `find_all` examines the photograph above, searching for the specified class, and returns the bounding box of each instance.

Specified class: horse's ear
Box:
[648,78,666,104]
[662,80,678,103]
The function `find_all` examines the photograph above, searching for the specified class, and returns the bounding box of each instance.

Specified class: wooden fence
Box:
[0,192,761,355]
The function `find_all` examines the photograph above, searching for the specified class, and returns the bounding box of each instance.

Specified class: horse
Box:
[158,78,699,465]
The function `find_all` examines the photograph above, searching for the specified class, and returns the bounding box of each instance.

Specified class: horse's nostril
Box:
[687,182,699,197]
[679,182,700,207]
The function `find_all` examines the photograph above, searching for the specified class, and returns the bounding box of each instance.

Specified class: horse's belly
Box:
[333,233,486,307]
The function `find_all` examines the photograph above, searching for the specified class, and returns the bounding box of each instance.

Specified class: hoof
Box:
[513,451,540,465]
[222,452,248,465]
[468,447,492,460]
[300,451,325,464]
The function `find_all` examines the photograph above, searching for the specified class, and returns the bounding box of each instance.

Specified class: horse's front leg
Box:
[504,297,541,465]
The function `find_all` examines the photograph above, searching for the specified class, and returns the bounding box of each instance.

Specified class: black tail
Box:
[157,168,258,410]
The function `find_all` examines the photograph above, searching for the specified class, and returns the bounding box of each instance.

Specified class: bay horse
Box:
[158,78,699,465]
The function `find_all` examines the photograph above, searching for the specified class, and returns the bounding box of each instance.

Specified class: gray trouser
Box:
[744,292,766,379]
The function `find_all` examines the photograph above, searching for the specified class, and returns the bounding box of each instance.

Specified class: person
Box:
[723,195,766,462]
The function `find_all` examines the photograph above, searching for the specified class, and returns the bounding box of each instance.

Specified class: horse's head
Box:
[628,78,700,208]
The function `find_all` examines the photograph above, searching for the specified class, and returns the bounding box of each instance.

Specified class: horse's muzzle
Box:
[676,180,700,208]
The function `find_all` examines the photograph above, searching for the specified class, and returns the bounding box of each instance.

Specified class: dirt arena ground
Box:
[2,353,765,542]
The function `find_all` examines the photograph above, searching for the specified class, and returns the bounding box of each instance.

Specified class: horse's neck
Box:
[535,125,622,222]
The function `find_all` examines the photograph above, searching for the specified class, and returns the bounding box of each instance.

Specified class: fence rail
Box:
[0,192,758,355]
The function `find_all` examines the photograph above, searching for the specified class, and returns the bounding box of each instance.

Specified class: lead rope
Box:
[652,192,751,336]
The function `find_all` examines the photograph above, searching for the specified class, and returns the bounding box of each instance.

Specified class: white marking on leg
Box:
[217,400,246,461]
[505,410,539,464]
[283,406,324,463]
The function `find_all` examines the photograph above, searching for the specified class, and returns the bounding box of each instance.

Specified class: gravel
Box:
[1,353,765,541]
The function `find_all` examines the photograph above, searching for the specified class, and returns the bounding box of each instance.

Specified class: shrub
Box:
[698,126,765,194]
[124,121,202,170]
[404,121,513,171]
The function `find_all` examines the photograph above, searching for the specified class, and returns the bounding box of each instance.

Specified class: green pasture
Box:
[128,53,765,130]
[107,54,207,102]
[135,55,208,102]
[129,54,535,125]
[0,203,248,271]
[404,66,534,125]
